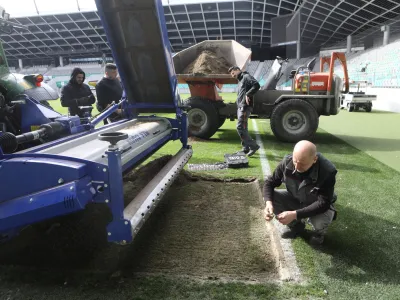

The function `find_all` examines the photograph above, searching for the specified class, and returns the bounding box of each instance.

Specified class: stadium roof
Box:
[1,0,400,62]
[301,0,400,48]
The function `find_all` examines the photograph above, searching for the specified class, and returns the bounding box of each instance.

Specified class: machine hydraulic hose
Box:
[0,132,18,153]
[0,122,67,153]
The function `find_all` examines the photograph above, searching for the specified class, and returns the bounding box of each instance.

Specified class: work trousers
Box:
[236,107,258,150]
[272,189,335,235]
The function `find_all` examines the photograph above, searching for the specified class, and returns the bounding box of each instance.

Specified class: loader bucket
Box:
[173,40,252,84]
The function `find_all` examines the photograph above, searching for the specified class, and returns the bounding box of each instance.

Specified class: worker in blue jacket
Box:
[229,66,260,157]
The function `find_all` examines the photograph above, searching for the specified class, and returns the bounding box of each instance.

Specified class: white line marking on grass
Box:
[252,120,270,177]
[251,119,302,283]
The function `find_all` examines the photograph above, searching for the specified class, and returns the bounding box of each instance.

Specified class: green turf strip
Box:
[319,109,400,172]
[40,95,400,299]
[258,122,400,300]
[135,118,400,299]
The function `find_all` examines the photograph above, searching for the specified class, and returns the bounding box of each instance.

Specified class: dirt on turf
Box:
[0,156,278,298]
[188,136,211,143]
[183,50,231,75]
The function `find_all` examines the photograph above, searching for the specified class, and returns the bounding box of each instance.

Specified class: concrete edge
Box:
[252,119,303,284]
[254,180,303,284]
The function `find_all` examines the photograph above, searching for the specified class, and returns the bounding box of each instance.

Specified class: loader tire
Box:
[212,101,227,129]
[217,116,226,129]
[270,99,319,143]
[184,97,219,139]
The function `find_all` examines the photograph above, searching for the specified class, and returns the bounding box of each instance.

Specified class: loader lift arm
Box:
[320,52,349,94]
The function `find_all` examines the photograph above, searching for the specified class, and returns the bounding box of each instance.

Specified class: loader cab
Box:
[291,57,339,94]
[261,56,289,90]
[289,57,317,79]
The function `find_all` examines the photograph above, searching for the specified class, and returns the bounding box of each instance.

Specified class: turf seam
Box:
[252,119,302,283]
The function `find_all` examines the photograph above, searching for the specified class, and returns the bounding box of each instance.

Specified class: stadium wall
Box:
[368,88,400,113]
[372,32,400,48]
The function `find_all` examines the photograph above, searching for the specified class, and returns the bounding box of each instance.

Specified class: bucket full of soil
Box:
[183,50,231,75]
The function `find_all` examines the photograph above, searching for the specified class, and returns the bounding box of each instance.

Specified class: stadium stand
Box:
[3,0,400,111]
[18,65,49,75]
[46,62,103,76]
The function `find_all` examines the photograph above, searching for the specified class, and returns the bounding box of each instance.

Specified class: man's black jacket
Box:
[60,68,95,117]
[236,71,260,109]
[263,153,337,219]
[95,77,123,112]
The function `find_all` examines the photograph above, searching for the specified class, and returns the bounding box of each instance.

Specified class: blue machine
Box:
[0,0,193,244]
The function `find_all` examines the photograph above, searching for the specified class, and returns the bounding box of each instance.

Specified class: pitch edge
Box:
[251,119,303,283]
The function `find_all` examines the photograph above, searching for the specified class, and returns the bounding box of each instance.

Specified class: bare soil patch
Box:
[125,176,278,282]
[0,156,278,289]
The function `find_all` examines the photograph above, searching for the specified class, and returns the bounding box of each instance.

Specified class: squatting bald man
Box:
[263,140,338,245]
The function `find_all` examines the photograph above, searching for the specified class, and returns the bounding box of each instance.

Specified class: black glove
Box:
[75,96,93,106]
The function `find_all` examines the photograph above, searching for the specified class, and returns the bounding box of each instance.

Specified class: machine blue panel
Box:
[0,176,92,233]
[95,0,178,112]
[0,157,87,202]
[19,98,62,133]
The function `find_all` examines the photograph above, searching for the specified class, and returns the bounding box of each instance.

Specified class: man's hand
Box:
[116,109,122,115]
[276,211,297,225]
[76,96,91,106]
[264,201,274,221]
[246,95,250,105]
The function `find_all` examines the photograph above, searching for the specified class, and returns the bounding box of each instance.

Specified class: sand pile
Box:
[183,50,231,75]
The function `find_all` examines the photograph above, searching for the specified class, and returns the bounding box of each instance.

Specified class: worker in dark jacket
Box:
[263,140,337,245]
[229,66,260,157]
[60,68,95,117]
[95,63,123,125]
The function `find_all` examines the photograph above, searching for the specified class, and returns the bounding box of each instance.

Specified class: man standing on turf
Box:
[96,63,123,125]
[229,66,260,157]
[60,67,96,117]
[263,140,338,245]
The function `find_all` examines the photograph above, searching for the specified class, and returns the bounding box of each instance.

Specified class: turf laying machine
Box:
[175,42,349,142]
[0,0,192,244]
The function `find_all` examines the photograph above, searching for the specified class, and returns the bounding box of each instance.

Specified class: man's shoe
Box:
[247,145,260,157]
[236,148,249,154]
[309,234,325,245]
[281,222,305,239]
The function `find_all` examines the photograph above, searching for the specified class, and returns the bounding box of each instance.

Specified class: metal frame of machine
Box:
[0,0,193,244]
